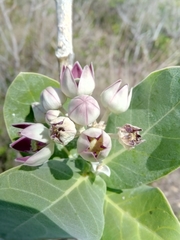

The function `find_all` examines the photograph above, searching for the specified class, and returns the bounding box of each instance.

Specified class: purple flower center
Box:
[87,135,106,158]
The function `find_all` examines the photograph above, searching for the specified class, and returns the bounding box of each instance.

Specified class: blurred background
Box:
[1,0,180,216]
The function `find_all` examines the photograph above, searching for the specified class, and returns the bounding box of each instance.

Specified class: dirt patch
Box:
[152,168,180,218]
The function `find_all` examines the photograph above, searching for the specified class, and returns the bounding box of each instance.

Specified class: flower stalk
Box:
[55,0,74,72]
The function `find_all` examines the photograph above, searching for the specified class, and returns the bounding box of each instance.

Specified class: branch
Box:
[54,0,74,73]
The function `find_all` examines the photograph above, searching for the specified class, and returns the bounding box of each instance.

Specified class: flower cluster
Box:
[10,62,144,176]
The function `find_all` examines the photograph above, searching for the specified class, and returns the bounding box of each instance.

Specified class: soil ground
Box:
[152,168,180,218]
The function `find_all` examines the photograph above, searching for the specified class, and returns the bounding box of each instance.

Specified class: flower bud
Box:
[40,86,66,111]
[31,102,46,123]
[77,128,112,162]
[101,80,132,114]
[60,62,95,98]
[50,117,77,145]
[117,124,145,149]
[45,110,61,123]
[68,95,100,126]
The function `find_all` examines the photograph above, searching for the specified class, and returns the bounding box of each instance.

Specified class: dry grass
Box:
[1,0,180,94]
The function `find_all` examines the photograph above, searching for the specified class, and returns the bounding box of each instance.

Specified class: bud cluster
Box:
[11,62,144,176]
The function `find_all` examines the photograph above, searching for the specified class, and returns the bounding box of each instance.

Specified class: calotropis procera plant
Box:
[10,62,138,176]
[1,63,180,240]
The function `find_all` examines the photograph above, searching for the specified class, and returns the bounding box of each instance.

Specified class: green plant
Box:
[1,1,180,239]
[1,66,180,240]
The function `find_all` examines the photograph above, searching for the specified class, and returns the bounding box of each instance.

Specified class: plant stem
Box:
[107,133,118,139]
[100,109,111,123]
[54,0,74,75]
[60,106,67,115]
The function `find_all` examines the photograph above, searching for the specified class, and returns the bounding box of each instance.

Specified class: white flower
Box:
[77,128,112,162]
[10,123,54,166]
[50,117,77,145]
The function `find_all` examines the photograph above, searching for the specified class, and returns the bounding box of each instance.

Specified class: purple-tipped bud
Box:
[77,128,112,162]
[68,95,100,126]
[40,86,66,111]
[60,62,95,98]
[101,80,132,114]
[31,102,46,123]
[50,117,77,145]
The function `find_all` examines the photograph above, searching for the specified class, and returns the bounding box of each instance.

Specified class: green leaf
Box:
[0,160,106,240]
[103,67,180,189]
[102,185,180,240]
[3,72,59,140]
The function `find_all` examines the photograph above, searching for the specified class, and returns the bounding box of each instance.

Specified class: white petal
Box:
[78,65,95,95]
[101,80,121,108]
[109,85,129,113]
[50,117,77,145]
[97,164,111,177]
[31,102,46,123]
[127,87,133,109]
[61,68,77,98]
[24,142,54,166]
[41,87,66,111]
[82,127,102,138]
[21,123,50,143]
[45,110,61,124]
[68,95,100,125]
[91,162,111,177]
[91,162,99,172]
[89,62,94,78]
